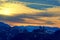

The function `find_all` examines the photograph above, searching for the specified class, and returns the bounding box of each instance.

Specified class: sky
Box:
[0,0,60,27]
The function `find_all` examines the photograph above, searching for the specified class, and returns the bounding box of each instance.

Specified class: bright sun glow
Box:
[0,8,12,15]
[0,3,24,16]
[0,2,43,16]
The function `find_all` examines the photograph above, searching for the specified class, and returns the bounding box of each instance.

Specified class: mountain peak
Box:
[0,22,11,30]
[0,22,9,26]
[0,22,5,24]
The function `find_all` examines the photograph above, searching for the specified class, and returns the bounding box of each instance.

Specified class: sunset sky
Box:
[0,0,60,27]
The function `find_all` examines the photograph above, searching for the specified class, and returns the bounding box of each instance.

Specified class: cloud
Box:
[0,13,45,24]
[0,0,45,16]
[19,0,60,6]
[45,21,55,24]
[0,0,8,1]
[21,2,57,6]
[0,0,60,27]
[46,7,60,13]
[1,13,50,23]
[0,13,60,27]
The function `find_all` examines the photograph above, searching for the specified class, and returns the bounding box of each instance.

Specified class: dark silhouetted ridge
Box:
[0,22,60,40]
[0,22,11,31]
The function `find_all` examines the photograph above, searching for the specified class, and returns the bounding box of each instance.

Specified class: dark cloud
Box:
[19,0,60,6]
[0,12,60,24]
[34,13,60,17]
[0,13,42,24]
[45,21,55,24]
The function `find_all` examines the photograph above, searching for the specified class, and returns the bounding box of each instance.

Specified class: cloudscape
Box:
[0,0,60,27]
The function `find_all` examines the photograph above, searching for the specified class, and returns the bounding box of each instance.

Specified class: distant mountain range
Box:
[0,22,60,40]
[0,22,59,33]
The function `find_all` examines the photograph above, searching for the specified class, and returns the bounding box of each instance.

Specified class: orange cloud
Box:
[46,7,60,13]
[1,17,59,27]
[0,0,60,27]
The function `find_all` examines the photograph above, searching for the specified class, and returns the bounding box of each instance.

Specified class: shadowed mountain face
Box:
[0,22,11,31]
[0,22,60,40]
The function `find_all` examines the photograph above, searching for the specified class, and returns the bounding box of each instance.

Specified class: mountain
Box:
[0,22,59,33]
[13,26,60,34]
[0,22,11,31]
[0,22,60,40]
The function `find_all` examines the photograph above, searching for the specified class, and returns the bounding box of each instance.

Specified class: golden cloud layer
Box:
[0,0,60,27]
[46,7,60,13]
[0,2,44,16]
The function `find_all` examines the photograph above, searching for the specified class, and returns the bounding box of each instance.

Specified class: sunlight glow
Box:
[0,2,43,16]
[0,2,59,16]
[0,8,13,16]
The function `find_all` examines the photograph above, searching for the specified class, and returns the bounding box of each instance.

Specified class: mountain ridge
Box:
[0,22,59,33]
[0,22,60,40]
